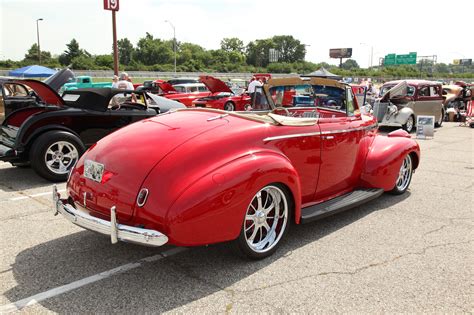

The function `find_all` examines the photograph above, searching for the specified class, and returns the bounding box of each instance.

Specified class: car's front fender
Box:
[390,106,415,125]
[157,152,302,247]
[358,134,420,191]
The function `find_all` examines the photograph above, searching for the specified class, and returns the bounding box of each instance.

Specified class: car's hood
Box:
[380,81,408,102]
[199,75,233,94]
[68,110,229,221]
[43,68,75,92]
[157,82,177,94]
[13,79,65,106]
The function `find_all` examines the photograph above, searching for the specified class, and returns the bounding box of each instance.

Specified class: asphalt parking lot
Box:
[0,122,472,313]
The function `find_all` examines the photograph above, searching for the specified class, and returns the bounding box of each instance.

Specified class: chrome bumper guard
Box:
[52,185,168,247]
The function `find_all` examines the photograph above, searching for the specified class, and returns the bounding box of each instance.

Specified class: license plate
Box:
[84,160,105,183]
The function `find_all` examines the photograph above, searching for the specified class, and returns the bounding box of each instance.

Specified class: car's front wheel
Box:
[234,184,291,259]
[402,115,415,133]
[224,102,235,111]
[30,131,85,182]
[389,154,413,195]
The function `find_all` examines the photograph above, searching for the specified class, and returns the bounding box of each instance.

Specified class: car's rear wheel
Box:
[435,109,444,127]
[389,154,413,195]
[402,115,415,133]
[224,102,235,111]
[234,184,291,259]
[30,131,85,182]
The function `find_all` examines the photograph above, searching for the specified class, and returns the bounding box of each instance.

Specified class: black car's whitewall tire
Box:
[234,184,292,259]
[30,131,85,182]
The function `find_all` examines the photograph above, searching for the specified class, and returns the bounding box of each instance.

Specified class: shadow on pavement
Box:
[0,164,59,192]
[5,192,409,312]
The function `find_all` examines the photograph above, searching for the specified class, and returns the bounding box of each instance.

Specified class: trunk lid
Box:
[68,110,229,221]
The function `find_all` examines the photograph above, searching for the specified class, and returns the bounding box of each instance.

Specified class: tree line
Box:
[1,34,472,79]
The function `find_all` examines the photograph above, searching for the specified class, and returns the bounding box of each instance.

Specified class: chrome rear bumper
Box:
[53,186,168,247]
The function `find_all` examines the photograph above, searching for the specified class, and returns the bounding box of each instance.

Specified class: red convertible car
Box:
[192,76,251,111]
[53,77,420,259]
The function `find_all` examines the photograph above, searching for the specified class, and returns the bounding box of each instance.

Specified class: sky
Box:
[1,0,473,67]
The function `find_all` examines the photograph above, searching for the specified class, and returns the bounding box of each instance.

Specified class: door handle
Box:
[322,135,335,140]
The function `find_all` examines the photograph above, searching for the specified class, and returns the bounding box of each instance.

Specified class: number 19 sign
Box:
[104,0,119,11]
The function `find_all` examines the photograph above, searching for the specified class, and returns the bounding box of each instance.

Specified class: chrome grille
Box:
[372,102,388,122]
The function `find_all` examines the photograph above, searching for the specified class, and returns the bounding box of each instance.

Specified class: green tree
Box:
[117,38,134,65]
[95,54,114,69]
[246,39,273,67]
[71,55,95,70]
[134,32,173,66]
[59,39,85,66]
[341,59,359,70]
[271,35,306,63]
[220,37,244,53]
[23,43,52,63]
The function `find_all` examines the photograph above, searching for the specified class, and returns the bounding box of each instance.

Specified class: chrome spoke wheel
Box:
[395,155,412,192]
[244,185,288,254]
[406,116,414,132]
[44,141,79,175]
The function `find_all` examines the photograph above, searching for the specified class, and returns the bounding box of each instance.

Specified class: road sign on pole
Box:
[104,0,119,11]
[104,0,119,75]
[384,52,417,65]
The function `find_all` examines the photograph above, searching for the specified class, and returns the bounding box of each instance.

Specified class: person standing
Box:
[113,72,134,90]
[247,77,263,105]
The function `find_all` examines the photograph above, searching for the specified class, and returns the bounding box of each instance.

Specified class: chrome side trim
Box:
[263,124,377,142]
[53,188,168,247]
[264,132,321,142]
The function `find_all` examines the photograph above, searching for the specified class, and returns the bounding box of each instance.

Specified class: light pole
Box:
[303,44,311,61]
[360,42,373,69]
[165,20,176,75]
[36,18,43,64]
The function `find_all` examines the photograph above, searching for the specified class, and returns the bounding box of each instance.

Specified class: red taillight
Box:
[101,171,114,184]
[136,188,149,207]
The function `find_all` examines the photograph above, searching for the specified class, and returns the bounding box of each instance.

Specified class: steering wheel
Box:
[120,102,148,110]
[271,106,290,116]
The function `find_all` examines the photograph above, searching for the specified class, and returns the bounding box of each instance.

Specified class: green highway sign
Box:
[384,52,417,65]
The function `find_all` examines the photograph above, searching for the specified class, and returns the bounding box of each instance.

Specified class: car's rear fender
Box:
[20,124,80,153]
[141,152,301,247]
[358,134,420,191]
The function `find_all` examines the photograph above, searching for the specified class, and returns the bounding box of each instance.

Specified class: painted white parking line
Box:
[0,247,186,313]
[9,189,66,201]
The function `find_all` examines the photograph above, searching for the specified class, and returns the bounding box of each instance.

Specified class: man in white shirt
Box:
[247,77,263,105]
[113,72,134,90]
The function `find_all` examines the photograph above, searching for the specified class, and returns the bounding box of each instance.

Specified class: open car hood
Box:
[13,79,65,106]
[199,75,233,94]
[157,82,177,94]
[380,81,408,102]
[43,68,75,92]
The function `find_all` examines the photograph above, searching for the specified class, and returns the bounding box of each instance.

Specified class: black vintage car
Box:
[0,81,181,181]
[0,78,39,122]
[0,69,74,123]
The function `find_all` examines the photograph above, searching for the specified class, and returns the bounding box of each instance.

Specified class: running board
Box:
[300,188,384,224]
